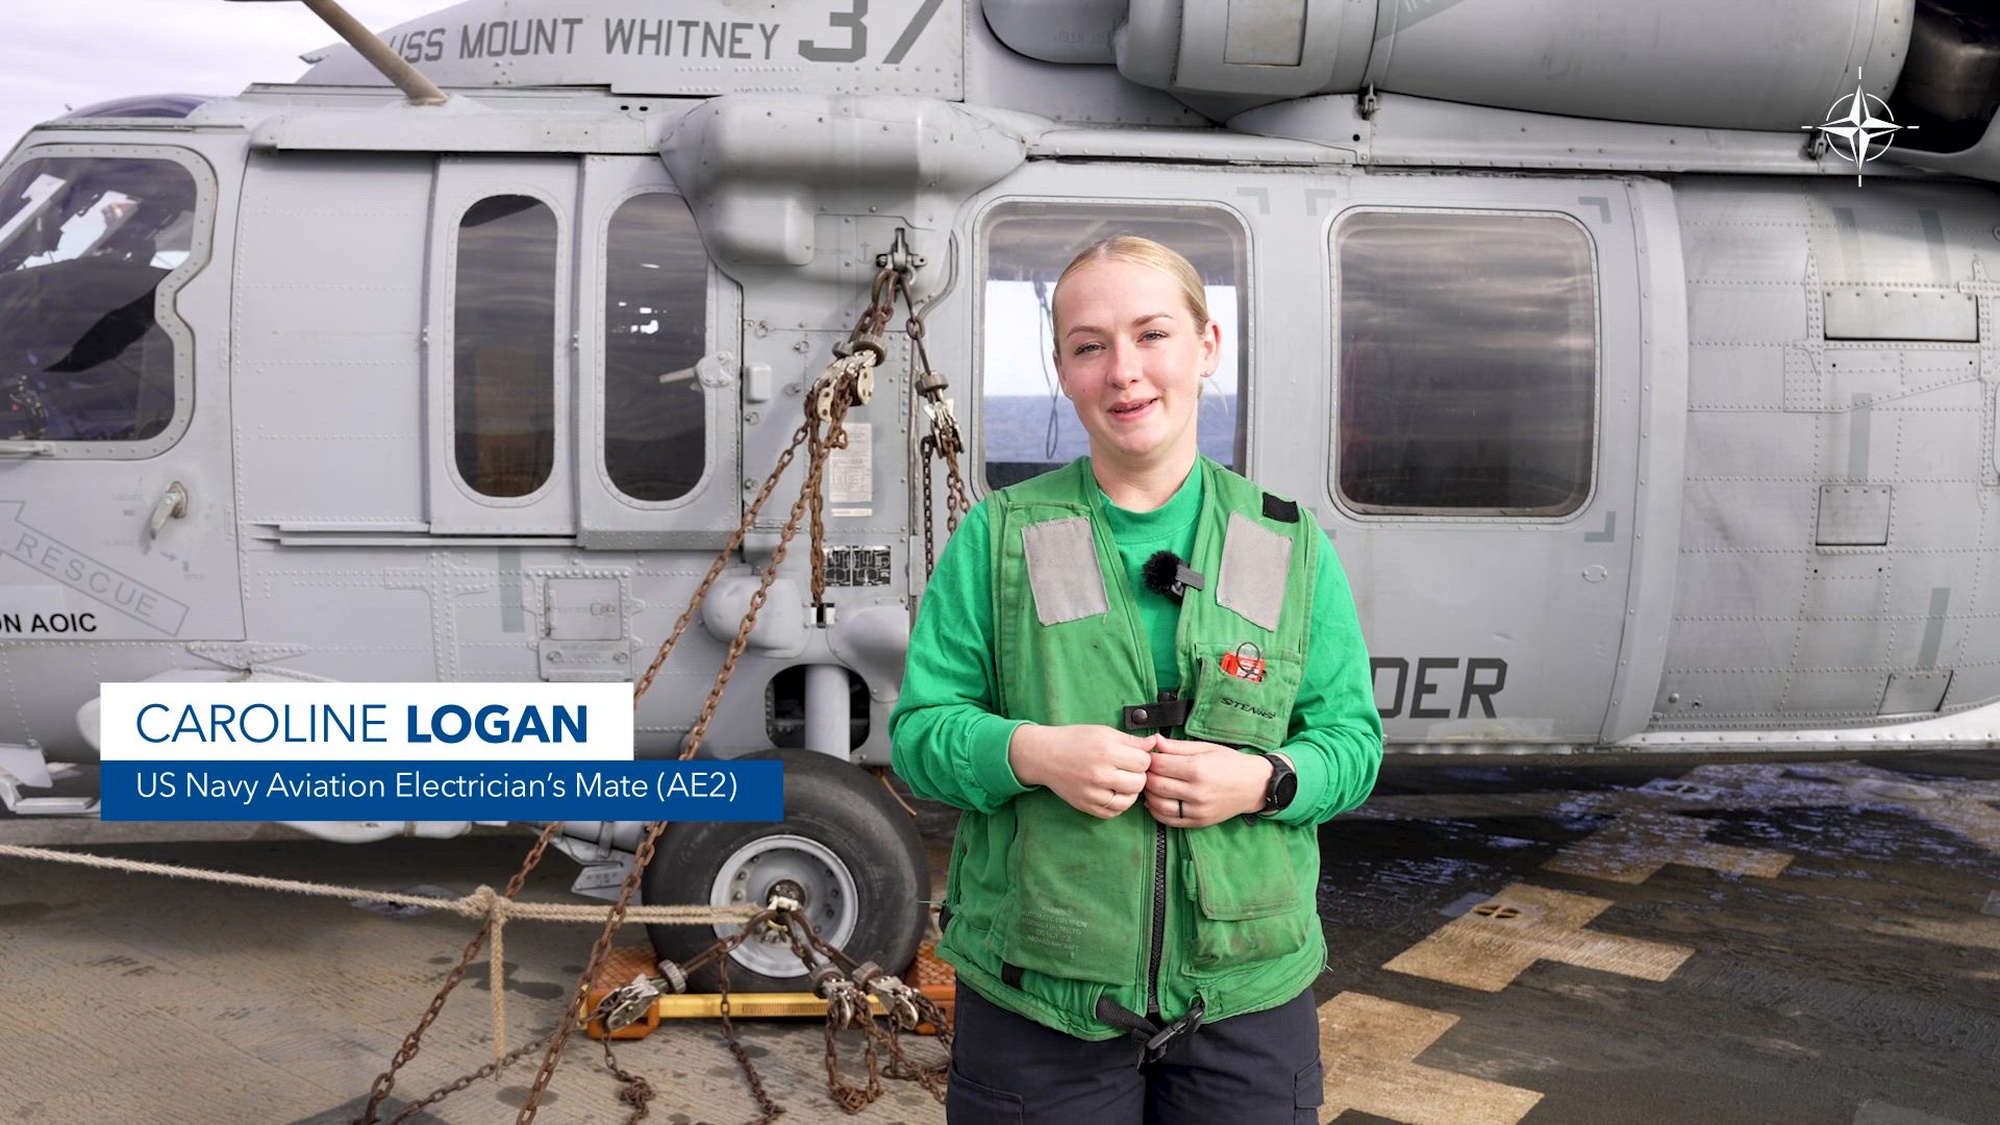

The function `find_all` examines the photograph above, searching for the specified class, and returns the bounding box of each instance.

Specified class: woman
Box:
[890,236,1383,1123]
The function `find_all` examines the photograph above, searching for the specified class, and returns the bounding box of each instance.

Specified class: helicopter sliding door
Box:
[573,156,741,549]
[424,156,741,544]
[425,158,578,535]
[968,164,1659,747]
[1309,178,1655,747]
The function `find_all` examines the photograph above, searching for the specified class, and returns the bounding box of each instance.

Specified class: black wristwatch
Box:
[1256,752,1298,816]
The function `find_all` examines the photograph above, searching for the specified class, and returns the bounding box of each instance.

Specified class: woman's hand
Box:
[1008,723,1158,819]
[1142,737,1273,827]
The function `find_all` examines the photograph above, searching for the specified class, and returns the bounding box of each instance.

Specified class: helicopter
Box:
[1,0,1998,989]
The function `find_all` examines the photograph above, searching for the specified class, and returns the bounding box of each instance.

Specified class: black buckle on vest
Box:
[1121,691,1191,731]
[1094,995,1207,1068]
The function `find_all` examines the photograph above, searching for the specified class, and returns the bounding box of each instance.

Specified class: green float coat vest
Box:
[938,457,1325,1040]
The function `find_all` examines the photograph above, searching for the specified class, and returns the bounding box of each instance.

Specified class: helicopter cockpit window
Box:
[0,154,200,445]
[603,193,707,502]
[453,194,558,499]
[1335,210,1596,517]
[980,203,1247,490]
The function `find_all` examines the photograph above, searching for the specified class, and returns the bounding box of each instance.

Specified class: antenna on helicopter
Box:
[227,0,448,107]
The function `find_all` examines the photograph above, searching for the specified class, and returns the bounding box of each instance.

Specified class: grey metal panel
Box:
[1224,0,1309,66]
[982,0,1124,65]
[546,577,624,640]
[1804,183,1979,287]
[1881,481,1991,544]
[1653,174,2000,735]
[659,96,1025,274]
[1783,670,1890,715]
[963,0,1212,128]
[1231,92,1876,178]
[234,154,432,527]
[1117,0,1367,100]
[1680,229,1812,286]
[252,111,661,155]
[1819,350,1981,411]
[1873,554,1983,620]
[1801,557,1889,619]
[1990,381,2000,484]
[1670,553,1811,621]
[1601,176,1688,742]
[1653,670,1793,724]
[1675,180,1819,229]
[1881,669,1952,713]
[1363,0,1905,133]
[1893,396,1988,477]
[1792,616,1897,670]
[1688,285,1809,346]
[1668,617,1801,676]
[1686,345,1785,411]
[1815,485,1893,546]
[1683,412,1820,480]
[1680,479,1816,551]
[1824,287,1978,341]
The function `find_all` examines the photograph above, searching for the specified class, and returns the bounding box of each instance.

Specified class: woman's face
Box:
[1050,256,1220,473]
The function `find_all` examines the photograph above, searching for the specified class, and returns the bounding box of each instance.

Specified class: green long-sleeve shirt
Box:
[891,463,1382,825]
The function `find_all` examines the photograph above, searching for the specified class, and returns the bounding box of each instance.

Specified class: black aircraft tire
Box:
[643,748,930,993]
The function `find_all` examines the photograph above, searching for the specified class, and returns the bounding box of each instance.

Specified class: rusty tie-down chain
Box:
[888,266,973,577]
[362,254,947,1124]
[778,909,951,1114]
[512,281,891,1122]
[587,903,951,1122]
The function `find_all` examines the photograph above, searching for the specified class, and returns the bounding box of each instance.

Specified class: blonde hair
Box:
[1051,236,1210,332]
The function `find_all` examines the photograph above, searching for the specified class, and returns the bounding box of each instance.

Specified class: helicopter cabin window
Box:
[980,203,1247,490]
[0,153,201,446]
[454,195,558,499]
[603,193,706,502]
[1335,210,1596,517]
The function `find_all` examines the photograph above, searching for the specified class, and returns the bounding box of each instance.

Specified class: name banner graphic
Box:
[100,760,783,822]
[100,682,635,762]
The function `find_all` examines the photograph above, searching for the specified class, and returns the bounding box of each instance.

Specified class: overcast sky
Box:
[0,1,439,151]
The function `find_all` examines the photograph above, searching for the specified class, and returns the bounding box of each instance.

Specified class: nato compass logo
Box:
[1805,69,1913,185]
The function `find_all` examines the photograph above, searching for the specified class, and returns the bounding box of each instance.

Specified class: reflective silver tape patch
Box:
[1216,512,1292,632]
[1021,517,1110,625]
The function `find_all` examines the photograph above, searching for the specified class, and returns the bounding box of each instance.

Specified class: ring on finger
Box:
[1177,798,1185,819]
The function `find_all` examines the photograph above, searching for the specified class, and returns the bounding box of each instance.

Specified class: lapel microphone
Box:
[1142,551,1205,602]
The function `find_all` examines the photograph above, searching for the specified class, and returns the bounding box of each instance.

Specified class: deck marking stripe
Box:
[1383,883,1693,992]
[1542,810,1793,884]
[1319,992,1543,1125]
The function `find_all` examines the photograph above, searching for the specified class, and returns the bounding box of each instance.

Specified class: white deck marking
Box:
[1541,809,1794,883]
[1384,883,1693,992]
[1318,992,1543,1125]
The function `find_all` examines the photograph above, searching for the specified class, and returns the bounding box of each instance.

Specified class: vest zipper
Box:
[1146,820,1167,1017]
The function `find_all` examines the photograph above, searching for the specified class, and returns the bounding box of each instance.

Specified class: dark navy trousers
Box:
[945,984,1323,1124]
